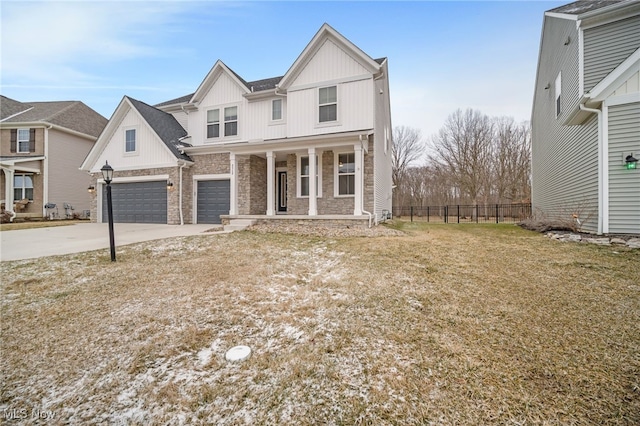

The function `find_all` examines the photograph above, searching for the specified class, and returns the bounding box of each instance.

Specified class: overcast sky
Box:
[1,0,566,141]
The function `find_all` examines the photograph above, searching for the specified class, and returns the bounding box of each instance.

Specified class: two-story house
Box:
[1,96,107,221]
[531,0,640,235]
[81,23,393,226]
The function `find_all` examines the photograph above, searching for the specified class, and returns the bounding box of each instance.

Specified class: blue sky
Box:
[1,0,566,139]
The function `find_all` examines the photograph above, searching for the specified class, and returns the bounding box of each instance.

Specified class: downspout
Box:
[43,124,52,217]
[179,162,186,225]
[579,103,603,234]
[359,135,373,228]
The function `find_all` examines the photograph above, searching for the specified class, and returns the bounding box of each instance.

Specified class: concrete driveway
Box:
[0,223,221,261]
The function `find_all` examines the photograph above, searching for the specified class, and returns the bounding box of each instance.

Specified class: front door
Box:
[277,171,287,213]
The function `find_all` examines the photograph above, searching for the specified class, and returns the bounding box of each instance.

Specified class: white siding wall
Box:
[613,71,640,96]
[95,108,176,170]
[532,16,600,232]
[608,102,640,234]
[287,79,374,138]
[173,110,189,133]
[293,39,370,86]
[47,130,95,212]
[373,62,392,217]
[188,73,248,145]
[245,97,287,141]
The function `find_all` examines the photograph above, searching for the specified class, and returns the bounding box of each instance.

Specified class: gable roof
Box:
[126,97,192,161]
[278,23,382,90]
[190,60,252,105]
[0,96,107,138]
[548,0,628,15]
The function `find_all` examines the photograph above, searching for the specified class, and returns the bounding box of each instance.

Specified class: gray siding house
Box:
[0,96,107,221]
[532,0,640,234]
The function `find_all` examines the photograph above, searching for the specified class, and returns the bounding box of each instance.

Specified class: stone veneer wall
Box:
[364,138,375,213]
[237,155,267,215]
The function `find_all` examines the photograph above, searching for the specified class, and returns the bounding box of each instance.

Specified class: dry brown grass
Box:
[1,222,639,424]
[0,220,84,232]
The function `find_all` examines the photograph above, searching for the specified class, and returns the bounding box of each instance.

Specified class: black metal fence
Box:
[393,203,532,224]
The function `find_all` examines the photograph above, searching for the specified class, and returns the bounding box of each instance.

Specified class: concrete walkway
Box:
[0,223,221,261]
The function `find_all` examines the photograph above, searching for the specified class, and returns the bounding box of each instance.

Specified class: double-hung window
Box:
[14,174,34,201]
[224,106,238,136]
[272,99,282,121]
[299,155,321,197]
[319,86,337,123]
[125,129,136,153]
[17,129,30,153]
[207,109,220,138]
[336,152,355,196]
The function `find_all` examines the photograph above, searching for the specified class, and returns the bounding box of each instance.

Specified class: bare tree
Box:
[392,126,426,211]
[428,109,493,205]
[492,118,531,203]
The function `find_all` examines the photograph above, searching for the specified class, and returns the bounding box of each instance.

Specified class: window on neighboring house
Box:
[319,86,337,123]
[17,129,30,153]
[224,106,238,136]
[555,72,562,117]
[336,152,355,196]
[125,129,136,153]
[207,109,220,138]
[272,99,282,121]
[14,174,34,201]
[298,154,321,197]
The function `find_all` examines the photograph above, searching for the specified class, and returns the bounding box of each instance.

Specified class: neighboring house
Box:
[532,0,640,235]
[0,96,107,221]
[81,24,393,226]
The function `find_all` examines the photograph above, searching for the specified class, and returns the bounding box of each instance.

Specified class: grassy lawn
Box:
[0,220,85,232]
[1,223,638,424]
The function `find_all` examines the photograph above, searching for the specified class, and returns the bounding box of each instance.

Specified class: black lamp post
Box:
[101,161,116,262]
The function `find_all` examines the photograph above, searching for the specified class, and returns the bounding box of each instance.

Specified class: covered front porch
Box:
[0,156,44,221]
[219,131,374,221]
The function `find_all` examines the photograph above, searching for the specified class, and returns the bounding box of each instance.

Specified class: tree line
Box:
[392,108,531,208]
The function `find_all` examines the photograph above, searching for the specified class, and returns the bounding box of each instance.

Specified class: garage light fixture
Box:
[87,185,95,193]
[625,154,638,170]
[167,181,174,190]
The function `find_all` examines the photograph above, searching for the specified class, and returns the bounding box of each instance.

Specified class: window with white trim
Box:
[224,106,238,136]
[272,99,282,121]
[336,152,355,196]
[17,129,30,153]
[319,86,337,123]
[555,72,562,117]
[125,129,136,153]
[207,109,220,138]
[14,174,34,201]
[298,154,321,197]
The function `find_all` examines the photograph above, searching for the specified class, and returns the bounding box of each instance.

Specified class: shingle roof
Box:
[126,97,192,162]
[1,96,32,120]
[549,0,628,15]
[154,93,195,107]
[1,96,107,138]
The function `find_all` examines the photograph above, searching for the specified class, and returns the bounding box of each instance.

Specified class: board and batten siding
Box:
[244,97,287,141]
[533,16,599,232]
[287,78,374,138]
[608,102,640,234]
[96,107,177,170]
[583,15,640,92]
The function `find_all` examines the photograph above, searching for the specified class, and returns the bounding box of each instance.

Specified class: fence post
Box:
[410,206,413,222]
[445,206,448,223]
[476,204,479,223]
[427,206,430,223]
[457,205,460,223]
[496,204,499,224]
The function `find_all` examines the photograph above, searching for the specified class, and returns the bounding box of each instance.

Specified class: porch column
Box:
[353,143,363,216]
[1,167,15,221]
[266,151,275,216]
[229,153,238,215]
[308,148,317,216]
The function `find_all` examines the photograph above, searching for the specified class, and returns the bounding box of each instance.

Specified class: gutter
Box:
[179,162,186,225]
[579,103,604,234]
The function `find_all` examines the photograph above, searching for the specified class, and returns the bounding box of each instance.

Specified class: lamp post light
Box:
[101,161,116,262]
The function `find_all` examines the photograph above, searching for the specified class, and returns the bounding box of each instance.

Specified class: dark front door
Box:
[277,171,287,213]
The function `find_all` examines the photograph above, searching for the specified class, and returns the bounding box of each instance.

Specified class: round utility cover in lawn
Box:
[225,345,251,362]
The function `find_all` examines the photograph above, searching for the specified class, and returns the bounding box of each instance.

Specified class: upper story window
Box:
[17,129,30,153]
[224,106,238,136]
[555,72,562,118]
[125,129,136,153]
[207,109,220,138]
[14,174,34,201]
[272,99,282,121]
[336,152,355,196]
[319,86,337,123]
